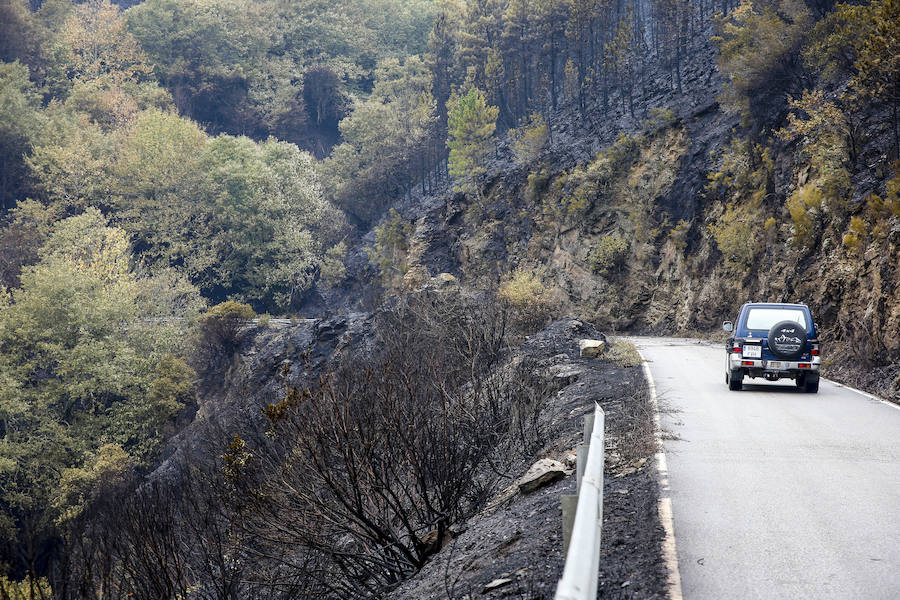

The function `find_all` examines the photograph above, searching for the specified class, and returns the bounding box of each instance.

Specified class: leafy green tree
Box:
[184,135,346,310]
[803,2,874,82]
[852,0,900,157]
[26,103,118,212]
[125,0,432,153]
[0,0,72,93]
[0,0,40,67]
[28,101,345,311]
[364,0,438,59]
[59,0,152,86]
[324,56,438,224]
[125,0,272,136]
[0,61,43,211]
[0,209,202,582]
[446,87,499,195]
[109,107,207,259]
[0,200,61,289]
[712,0,813,121]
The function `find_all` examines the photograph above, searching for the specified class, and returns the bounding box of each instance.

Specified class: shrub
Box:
[190,301,255,378]
[786,183,823,247]
[867,165,900,219]
[242,290,549,595]
[512,113,549,165]
[499,267,546,307]
[842,216,867,251]
[499,267,554,332]
[541,133,644,230]
[708,203,759,271]
[669,219,691,251]
[643,108,677,134]
[589,234,629,277]
[367,208,413,288]
[606,339,642,368]
[705,137,773,205]
[525,167,550,204]
[777,90,852,204]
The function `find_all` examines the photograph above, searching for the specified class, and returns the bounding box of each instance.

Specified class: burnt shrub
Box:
[230,290,551,597]
[189,301,255,382]
[49,291,554,600]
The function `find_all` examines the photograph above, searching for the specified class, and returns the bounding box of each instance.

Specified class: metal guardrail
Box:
[555,404,606,600]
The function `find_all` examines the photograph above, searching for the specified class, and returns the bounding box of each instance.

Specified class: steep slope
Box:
[349,19,900,403]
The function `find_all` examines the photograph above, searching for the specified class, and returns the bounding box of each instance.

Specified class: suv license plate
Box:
[767,361,786,370]
[743,345,761,358]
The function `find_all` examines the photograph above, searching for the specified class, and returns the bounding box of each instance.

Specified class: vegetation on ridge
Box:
[1,0,900,596]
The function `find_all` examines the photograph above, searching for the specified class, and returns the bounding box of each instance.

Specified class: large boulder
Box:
[517,458,569,494]
[579,338,607,358]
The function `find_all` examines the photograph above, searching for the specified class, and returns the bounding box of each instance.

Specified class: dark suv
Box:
[723,303,821,393]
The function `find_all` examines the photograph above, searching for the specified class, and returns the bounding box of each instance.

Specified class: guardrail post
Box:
[556,404,605,600]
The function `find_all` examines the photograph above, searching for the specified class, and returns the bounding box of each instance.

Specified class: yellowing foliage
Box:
[0,575,52,600]
[708,201,762,271]
[786,183,823,247]
[589,234,630,277]
[499,267,549,309]
[777,90,851,200]
[511,113,549,165]
[712,0,812,116]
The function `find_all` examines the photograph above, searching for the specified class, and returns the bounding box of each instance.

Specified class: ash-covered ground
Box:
[389,320,668,599]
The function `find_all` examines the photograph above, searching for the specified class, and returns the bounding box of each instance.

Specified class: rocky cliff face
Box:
[340,26,899,402]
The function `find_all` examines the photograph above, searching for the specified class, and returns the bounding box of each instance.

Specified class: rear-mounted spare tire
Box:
[768,320,807,359]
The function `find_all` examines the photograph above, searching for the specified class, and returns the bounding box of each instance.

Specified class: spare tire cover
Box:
[768,321,807,359]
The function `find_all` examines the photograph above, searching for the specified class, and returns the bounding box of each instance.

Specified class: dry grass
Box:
[605,339,643,368]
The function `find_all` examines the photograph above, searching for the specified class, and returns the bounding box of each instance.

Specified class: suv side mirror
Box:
[723,321,734,333]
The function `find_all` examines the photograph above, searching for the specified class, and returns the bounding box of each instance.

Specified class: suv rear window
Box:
[745,308,808,330]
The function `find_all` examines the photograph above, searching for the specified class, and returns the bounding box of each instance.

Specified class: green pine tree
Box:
[446,87,499,195]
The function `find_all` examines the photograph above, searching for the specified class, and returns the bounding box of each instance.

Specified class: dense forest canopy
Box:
[1,0,899,597]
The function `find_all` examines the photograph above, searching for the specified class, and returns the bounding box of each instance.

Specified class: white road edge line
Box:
[630,340,684,600]
[824,378,900,412]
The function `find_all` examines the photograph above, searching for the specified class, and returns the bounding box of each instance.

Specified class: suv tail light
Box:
[811,343,819,356]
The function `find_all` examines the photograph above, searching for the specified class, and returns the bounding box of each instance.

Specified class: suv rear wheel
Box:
[727,369,743,391]
[804,376,819,393]
[796,374,819,393]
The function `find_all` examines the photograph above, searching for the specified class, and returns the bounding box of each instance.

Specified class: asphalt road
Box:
[631,337,900,600]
